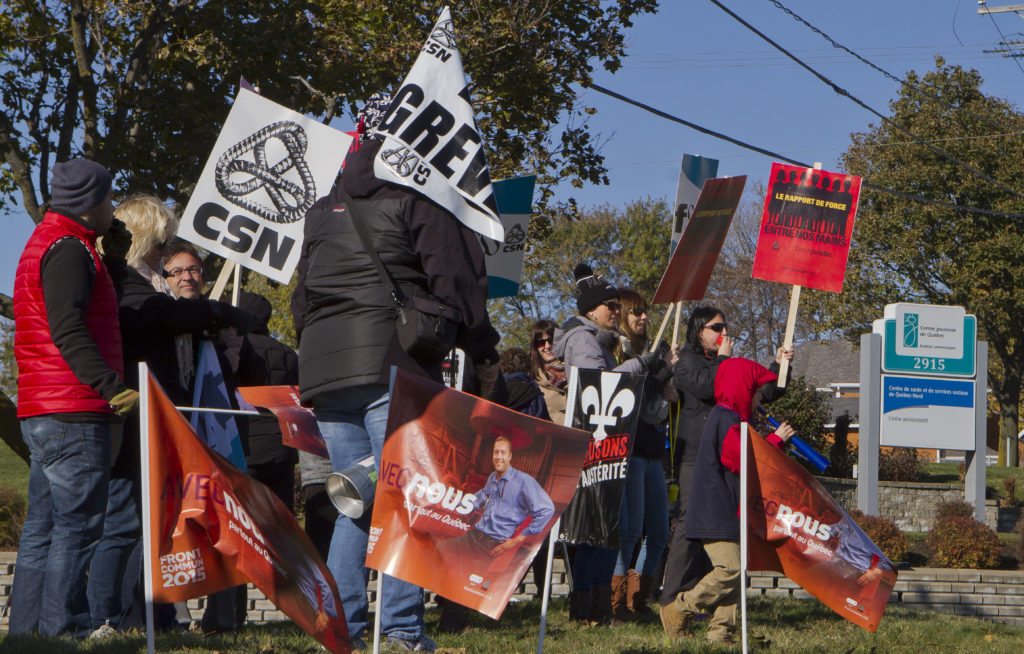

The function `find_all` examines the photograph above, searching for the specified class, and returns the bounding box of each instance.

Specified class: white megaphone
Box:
[326,455,378,519]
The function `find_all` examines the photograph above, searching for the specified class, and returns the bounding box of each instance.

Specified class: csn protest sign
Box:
[178,88,352,283]
[365,369,590,618]
[751,162,861,293]
[480,175,536,298]
[373,6,504,242]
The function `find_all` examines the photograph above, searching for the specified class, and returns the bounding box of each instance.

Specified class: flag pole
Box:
[537,518,559,654]
[372,573,383,654]
[740,421,749,654]
[139,362,156,654]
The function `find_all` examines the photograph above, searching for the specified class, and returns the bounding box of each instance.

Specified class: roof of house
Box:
[793,339,861,390]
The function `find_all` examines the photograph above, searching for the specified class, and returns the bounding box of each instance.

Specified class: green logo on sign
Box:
[903,313,919,348]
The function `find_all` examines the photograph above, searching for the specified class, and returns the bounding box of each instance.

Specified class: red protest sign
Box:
[652,176,746,304]
[145,373,350,653]
[238,385,328,458]
[751,163,861,293]
[365,369,591,619]
[747,428,896,632]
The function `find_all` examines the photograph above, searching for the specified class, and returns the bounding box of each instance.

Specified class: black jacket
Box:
[233,292,299,467]
[291,139,499,404]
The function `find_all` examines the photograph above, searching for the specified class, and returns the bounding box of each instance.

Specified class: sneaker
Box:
[89,623,118,640]
[383,634,437,652]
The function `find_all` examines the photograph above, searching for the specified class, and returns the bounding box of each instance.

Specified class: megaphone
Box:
[326,455,378,519]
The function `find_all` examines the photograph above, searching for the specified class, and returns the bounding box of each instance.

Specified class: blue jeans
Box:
[9,417,111,636]
[87,475,141,628]
[315,385,425,643]
[614,455,669,577]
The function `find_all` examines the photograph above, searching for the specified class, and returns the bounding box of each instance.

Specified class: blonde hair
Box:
[113,194,178,268]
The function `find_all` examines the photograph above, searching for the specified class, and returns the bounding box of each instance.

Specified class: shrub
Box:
[878,448,922,482]
[1015,515,1024,567]
[934,499,974,524]
[849,510,909,563]
[927,515,1001,569]
[0,485,26,550]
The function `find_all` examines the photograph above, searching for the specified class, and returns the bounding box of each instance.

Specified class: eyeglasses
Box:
[704,322,728,333]
[163,265,203,279]
[602,301,621,312]
[628,307,648,317]
[534,337,553,347]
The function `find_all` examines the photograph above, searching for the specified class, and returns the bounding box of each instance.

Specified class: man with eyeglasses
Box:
[162,243,206,299]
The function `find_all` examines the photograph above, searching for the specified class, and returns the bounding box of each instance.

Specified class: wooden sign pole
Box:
[650,302,678,353]
[671,301,684,349]
[209,259,236,302]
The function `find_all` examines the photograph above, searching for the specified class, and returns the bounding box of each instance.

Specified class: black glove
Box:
[210,301,262,333]
[100,219,133,261]
[637,351,667,376]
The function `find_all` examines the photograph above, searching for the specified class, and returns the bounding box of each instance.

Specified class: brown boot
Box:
[627,571,656,617]
[659,598,695,642]
[568,589,592,622]
[588,585,612,626]
[610,575,630,625]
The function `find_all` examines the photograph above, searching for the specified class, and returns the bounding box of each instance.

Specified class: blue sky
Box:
[3,0,1023,295]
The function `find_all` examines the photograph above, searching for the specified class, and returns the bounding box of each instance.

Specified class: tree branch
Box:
[0,111,42,224]
[69,0,100,158]
[0,294,11,321]
[291,76,339,124]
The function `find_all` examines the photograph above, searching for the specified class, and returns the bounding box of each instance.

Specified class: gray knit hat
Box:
[49,159,113,216]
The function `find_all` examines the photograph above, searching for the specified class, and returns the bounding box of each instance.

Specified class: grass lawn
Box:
[920,462,1024,504]
[0,441,28,498]
[1,597,1023,653]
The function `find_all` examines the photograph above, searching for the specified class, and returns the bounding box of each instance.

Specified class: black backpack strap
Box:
[343,200,409,323]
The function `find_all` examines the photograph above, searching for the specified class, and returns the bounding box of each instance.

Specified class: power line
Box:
[707,0,1024,202]
[983,6,1024,78]
[585,82,1024,219]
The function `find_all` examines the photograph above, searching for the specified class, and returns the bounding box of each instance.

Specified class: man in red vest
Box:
[9,159,139,638]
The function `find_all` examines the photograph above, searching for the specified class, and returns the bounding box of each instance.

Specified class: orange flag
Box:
[746,427,897,632]
[143,370,350,653]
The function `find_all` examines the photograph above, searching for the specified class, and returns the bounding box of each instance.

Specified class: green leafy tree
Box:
[490,198,672,350]
[753,373,832,457]
[0,0,657,318]
[808,60,1024,466]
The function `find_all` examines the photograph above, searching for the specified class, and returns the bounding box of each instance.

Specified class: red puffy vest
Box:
[14,210,124,417]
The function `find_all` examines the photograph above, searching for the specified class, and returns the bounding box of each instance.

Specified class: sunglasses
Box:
[534,337,553,347]
[704,322,728,333]
[602,301,621,312]
[628,307,648,317]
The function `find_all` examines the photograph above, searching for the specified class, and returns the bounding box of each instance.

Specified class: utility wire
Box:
[585,82,1024,220]
[707,0,1024,201]
[983,7,1024,79]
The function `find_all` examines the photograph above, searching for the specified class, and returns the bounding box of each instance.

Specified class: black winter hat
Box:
[574,263,618,315]
[49,159,113,216]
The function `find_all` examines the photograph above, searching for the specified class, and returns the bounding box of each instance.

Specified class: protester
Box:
[660,306,793,612]
[10,159,137,637]
[660,358,795,644]
[610,289,674,623]
[553,264,668,626]
[87,197,259,634]
[290,93,501,652]
[499,347,550,420]
[160,242,260,634]
[530,319,567,424]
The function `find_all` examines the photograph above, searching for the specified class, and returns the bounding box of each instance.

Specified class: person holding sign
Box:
[554,265,669,625]
[661,358,796,645]
[291,95,501,652]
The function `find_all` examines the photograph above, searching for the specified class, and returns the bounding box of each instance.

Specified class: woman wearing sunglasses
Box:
[530,319,567,424]
[554,265,670,626]
[658,306,793,634]
[609,290,675,623]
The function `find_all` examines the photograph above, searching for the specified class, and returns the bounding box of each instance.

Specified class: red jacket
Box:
[14,210,124,417]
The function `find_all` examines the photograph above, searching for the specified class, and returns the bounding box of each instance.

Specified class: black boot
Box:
[589,586,612,626]
[568,589,593,622]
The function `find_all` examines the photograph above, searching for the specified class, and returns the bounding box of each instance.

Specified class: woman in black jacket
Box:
[88,196,257,633]
[659,306,792,614]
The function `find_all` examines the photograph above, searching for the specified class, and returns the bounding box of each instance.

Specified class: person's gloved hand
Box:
[109,388,140,416]
[100,219,133,261]
[476,359,501,399]
[211,301,262,333]
[637,350,667,376]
